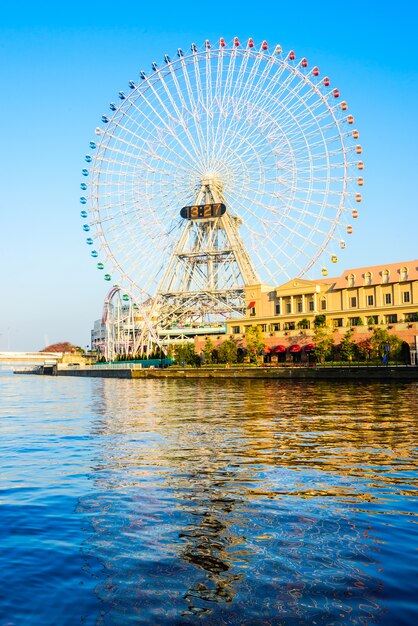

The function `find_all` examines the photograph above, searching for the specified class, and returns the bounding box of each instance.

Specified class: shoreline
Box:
[51,365,418,382]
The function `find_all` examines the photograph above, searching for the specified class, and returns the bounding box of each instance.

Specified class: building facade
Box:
[194,260,418,363]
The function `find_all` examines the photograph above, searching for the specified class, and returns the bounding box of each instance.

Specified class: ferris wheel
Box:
[80,37,363,331]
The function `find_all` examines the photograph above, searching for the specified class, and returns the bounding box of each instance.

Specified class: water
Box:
[1,372,418,625]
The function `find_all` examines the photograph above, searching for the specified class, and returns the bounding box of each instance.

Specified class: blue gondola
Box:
[91,250,98,258]
[177,48,183,57]
[140,71,146,80]
[80,182,87,190]
[89,141,97,149]
[83,224,90,232]
[164,54,170,64]
[151,62,158,71]
[86,238,93,245]
[191,43,197,52]
[101,115,109,123]
[80,197,87,204]
[81,169,89,176]
[85,155,92,163]
[129,80,136,89]
[118,91,126,100]
[80,210,88,218]
[109,103,117,111]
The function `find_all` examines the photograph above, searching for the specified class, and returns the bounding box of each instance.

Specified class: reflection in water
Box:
[77,379,418,624]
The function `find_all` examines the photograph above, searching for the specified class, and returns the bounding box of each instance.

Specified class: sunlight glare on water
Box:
[1,372,418,625]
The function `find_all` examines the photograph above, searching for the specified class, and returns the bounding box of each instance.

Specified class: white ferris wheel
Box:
[80,37,363,346]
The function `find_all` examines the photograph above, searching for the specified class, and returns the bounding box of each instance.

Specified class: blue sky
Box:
[1,0,417,351]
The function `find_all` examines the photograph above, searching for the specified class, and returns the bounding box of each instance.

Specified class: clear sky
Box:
[1,0,417,352]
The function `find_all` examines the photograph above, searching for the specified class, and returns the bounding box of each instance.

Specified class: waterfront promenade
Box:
[54,363,418,382]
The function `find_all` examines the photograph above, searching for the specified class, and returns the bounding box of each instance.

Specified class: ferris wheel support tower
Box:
[133,177,260,353]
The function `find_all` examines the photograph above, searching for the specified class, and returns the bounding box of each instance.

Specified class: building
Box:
[194,260,418,363]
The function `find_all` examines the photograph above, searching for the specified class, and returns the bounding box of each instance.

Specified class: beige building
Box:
[195,260,418,362]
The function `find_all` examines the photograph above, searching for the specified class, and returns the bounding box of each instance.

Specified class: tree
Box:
[339,328,356,361]
[41,342,81,353]
[174,343,198,366]
[356,338,373,360]
[217,339,238,365]
[313,314,327,328]
[165,344,175,359]
[202,337,215,364]
[370,328,403,360]
[312,324,334,363]
[297,318,310,329]
[245,325,266,363]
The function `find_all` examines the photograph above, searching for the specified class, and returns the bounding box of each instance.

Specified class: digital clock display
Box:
[180,203,226,220]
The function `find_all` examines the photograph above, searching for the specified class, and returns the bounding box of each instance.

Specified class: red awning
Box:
[248,301,256,308]
[274,345,286,353]
[304,343,315,352]
[289,344,302,353]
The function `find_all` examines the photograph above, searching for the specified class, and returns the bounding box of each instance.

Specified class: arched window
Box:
[348,273,355,288]
[364,271,372,285]
[321,297,327,311]
[400,267,408,281]
[382,269,390,284]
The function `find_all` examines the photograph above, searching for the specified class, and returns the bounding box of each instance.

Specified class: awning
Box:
[274,345,286,353]
[248,301,256,308]
[263,346,271,354]
[289,344,302,353]
[304,343,315,352]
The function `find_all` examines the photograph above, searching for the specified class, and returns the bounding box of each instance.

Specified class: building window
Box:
[260,324,267,332]
[232,326,240,334]
[275,303,281,315]
[333,318,343,327]
[321,298,327,311]
[271,323,280,331]
[349,317,361,327]
[400,267,408,281]
[385,293,392,305]
[364,272,372,285]
[402,291,410,303]
[286,302,291,314]
[367,295,374,306]
[382,269,390,284]
[348,273,355,288]
[297,300,303,313]
[284,322,295,331]
[309,300,315,311]
[250,307,256,317]
[386,314,398,324]
[350,296,357,308]
[405,312,418,322]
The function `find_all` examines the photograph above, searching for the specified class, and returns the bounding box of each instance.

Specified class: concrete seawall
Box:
[55,366,418,381]
[57,368,132,379]
[132,366,418,381]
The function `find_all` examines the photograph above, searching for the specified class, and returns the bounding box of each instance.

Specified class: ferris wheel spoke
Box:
[178,55,209,163]
[143,67,206,167]
[124,86,202,168]
[165,62,208,163]
[96,121,200,177]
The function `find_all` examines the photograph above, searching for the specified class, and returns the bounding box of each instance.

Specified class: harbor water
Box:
[1,371,418,625]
